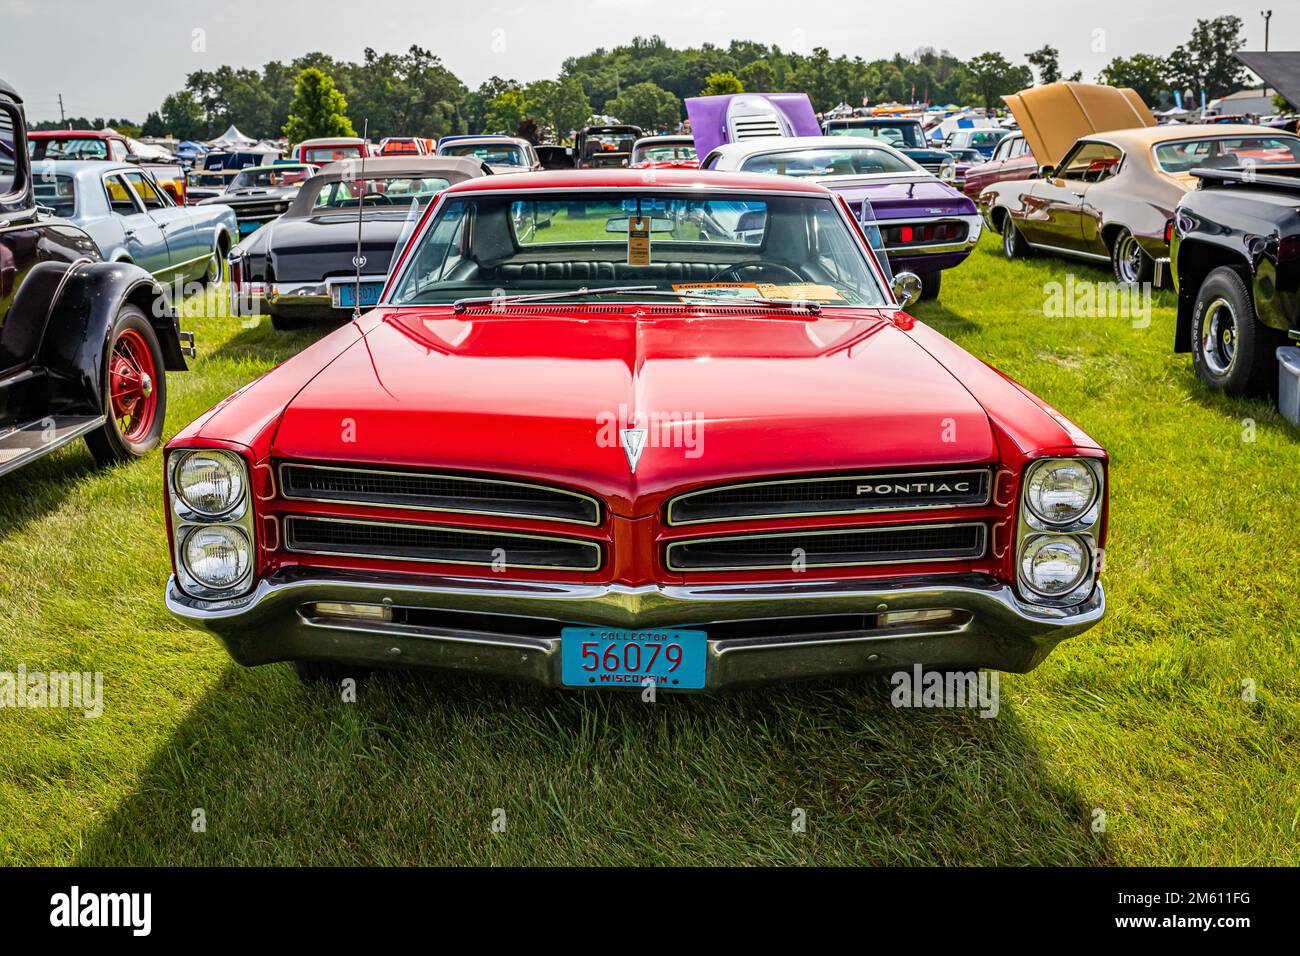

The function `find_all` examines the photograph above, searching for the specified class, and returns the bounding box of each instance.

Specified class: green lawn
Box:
[1,236,1296,865]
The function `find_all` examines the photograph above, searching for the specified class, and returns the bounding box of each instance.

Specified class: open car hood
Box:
[1002,81,1156,169]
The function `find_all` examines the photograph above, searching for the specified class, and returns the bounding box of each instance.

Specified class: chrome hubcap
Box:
[1003,222,1014,256]
[1116,235,1142,283]
[1201,297,1237,376]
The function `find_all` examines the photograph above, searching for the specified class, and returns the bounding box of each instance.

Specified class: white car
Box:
[436,136,541,173]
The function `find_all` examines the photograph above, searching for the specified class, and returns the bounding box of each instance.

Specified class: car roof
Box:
[28,129,124,139]
[633,135,695,148]
[440,136,531,148]
[297,137,366,147]
[31,160,136,177]
[1093,123,1294,148]
[235,163,314,172]
[310,156,486,180]
[441,167,832,195]
[706,136,913,161]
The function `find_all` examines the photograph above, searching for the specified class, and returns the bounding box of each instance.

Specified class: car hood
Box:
[270,308,997,515]
[820,175,976,218]
[264,213,415,281]
[201,186,299,204]
[1002,81,1156,168]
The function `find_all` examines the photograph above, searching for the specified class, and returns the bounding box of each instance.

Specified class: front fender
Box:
[40,261,186,414]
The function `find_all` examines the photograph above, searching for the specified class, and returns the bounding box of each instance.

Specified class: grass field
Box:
[1,235,1296,865]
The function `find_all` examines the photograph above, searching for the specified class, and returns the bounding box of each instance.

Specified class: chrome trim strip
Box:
[1024,240,1111,264]
[277,461,602,526]
[665,521,987,573]
[666,467,993,526]
[283,514,603,572]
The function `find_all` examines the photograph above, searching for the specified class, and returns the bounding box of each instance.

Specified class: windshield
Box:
[827,122,925,150]
[29,137,108,160]
[1153,135,1300,173]
[33,173,76,216]
[230,166,313,188]
[303,144,363,164]
[311,175,453,211]
[442,143,527,166]
[634,144,697,164]
[389,190,888,307]
[740,146,913,177]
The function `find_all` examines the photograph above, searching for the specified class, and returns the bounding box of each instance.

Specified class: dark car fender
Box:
[37,260,187,413]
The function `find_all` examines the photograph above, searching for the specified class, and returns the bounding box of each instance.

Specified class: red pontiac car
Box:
[164,169,1107,689]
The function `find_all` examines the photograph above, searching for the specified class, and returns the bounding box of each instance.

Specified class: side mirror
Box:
[1038,164,1055,179]
[891,271,923,307]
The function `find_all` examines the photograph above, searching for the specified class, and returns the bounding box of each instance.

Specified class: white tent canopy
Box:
[209,125,257,149]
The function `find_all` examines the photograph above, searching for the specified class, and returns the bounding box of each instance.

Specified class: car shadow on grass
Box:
[75,662,1116,866]
[198,314,344,366]
[1178,369,1299,441]
[0,445,101,546]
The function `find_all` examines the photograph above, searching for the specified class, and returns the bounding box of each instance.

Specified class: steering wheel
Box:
[358,193,396,206]
[709,260,804,283]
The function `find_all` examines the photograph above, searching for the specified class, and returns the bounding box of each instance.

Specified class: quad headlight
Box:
[169,448,255,598]
[1017,456,1104,606]
[183,525,251,589]
[939,161,956,182]
[1024,458,1098,527]
[174,450,246,517]
[1019,534,1089,597]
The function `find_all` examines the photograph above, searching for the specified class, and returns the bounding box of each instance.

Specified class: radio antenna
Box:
[352,118,369,321]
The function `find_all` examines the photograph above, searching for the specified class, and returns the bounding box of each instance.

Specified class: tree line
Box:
[40,16,1259,144]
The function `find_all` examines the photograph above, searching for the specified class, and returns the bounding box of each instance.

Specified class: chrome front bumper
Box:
[167,570,1104,689]
[882,213,984,258]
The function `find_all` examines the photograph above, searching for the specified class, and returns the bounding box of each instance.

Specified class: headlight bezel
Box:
[1016,456,1105,607]
[1022,457,1103,532]
[1017,532,1092,601]
[168,447,257,599]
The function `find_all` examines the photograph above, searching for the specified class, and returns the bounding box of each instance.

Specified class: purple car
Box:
[688,95,981,300]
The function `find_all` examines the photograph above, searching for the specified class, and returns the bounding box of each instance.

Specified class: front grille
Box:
[279,463,600,525]
[920,162,945,174]
[667,468,991,525]
[666,522,986,572]
[232,202,287,221]
[285,516,602,571]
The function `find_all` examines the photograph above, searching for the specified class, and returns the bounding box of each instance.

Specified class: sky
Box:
[2,0,1295,123]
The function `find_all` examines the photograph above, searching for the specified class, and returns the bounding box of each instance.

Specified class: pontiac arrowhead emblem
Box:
[619,428,647,474]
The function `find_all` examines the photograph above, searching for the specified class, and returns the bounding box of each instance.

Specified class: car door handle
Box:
[123,227,136,237]
[1071,191,1085,200]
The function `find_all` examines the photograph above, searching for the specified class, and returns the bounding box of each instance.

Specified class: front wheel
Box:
[1189,266,1281,396]
[917,270,942,300]
[1110,228,1152,285]
[84,304,167,465]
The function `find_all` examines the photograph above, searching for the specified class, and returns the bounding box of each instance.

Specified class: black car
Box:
[196,163,318,238]
[0,76,190,477]
[227,156,486,329]
[186,149,281,203]
[1171,163,1300,395]
[576,125,643,169]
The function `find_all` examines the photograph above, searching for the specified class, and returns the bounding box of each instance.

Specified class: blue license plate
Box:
[561,627,707,689]
[238,220,261,234]
[336,282,383,308]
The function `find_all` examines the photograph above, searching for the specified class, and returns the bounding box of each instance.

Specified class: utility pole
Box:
[58,93,65,127]
[1260,10,1272,98]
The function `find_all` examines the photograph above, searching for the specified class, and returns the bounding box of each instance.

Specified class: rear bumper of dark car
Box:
[167,569,1104,689]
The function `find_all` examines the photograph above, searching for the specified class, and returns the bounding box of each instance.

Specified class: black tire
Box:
[917,270,942,300]
[270,310,310,331]
[1001,214,1031,260]
[84,304,167,465]
[1189,266,1282,396]
[293,660,372,684]
[1110,227,1153,285]
[200,239,226,288]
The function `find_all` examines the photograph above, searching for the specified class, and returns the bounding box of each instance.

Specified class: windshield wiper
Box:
[452,286,821,314]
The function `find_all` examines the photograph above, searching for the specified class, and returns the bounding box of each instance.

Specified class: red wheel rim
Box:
[108,328,158,444]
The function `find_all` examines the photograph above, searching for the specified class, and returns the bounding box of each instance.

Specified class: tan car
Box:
[977,82,1300,284]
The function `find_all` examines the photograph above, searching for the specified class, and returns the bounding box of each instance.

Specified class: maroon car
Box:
[962,132,1036,200]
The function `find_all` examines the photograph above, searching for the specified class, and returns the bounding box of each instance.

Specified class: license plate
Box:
[238,220,261,234]
[335,282,383,308]
[561,627,707,689]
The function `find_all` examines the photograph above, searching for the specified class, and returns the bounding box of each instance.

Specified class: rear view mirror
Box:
[1038,164,1056,179]
[891,272,922,308]
[605,217,675,233]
